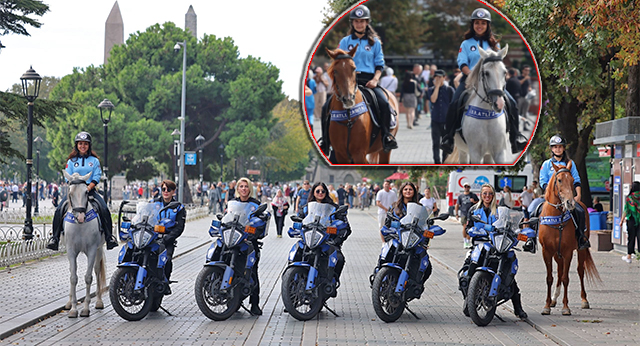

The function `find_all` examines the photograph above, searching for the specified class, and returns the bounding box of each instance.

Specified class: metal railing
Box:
[0,205,209,268]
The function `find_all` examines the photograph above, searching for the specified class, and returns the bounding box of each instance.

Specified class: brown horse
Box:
[538,161,601,316]
[325,46,399,164]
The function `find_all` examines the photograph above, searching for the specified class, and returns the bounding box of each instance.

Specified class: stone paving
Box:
[0,208,637,345]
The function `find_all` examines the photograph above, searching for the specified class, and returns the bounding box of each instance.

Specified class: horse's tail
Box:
[444,146,459,164]
[95,248,107,295]
[580,248,602,285]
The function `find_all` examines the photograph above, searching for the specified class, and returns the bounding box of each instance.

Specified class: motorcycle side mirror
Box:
[122,216,131,222]
[436,213,450,221]
[252,203,268,216]
[216,213,223,220]
[471,215,483,223]
[521,217,539,225]
[331,205,348,217]
[291,215,303,223]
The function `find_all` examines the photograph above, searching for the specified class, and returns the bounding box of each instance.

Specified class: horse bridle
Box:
[474,55,505,112]
[68,179,89,214]
[332,54,358,105]
[547,168,571,209]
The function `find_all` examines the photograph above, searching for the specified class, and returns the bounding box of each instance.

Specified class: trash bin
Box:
[589,211,608,231]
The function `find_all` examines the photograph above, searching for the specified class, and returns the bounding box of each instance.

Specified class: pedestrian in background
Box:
[376,180,397,242]
[400,71,420,130]
[271,189,289,238]
[619,181,640,263]
[379,67,398,94]
[427,69,454,164]
[456,182,478,248]
[313,66,329,123]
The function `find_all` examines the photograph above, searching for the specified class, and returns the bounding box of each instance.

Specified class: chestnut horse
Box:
[325,46,398,164]
[538,161,600,316]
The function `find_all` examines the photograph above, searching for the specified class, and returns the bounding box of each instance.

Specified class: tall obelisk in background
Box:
[104,1,124,65]
[185,5,197,38]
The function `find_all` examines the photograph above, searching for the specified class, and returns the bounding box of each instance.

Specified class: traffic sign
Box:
[246,169,261,175]
[185,152,197,166]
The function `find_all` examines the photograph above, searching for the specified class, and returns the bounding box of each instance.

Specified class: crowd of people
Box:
[0,180,65,211]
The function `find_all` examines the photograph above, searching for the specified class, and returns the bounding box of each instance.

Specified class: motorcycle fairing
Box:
[157,249,168,269]
[419,253,430,272]
[246,249,257,270]
[288,241,304,261]
[206,239,224,262]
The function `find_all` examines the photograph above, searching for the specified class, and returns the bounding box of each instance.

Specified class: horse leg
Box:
[551,254,563,308]
[542,249,554,315]
[67,250,79,318]
[94,247,106,309]
[352,152,369,164]
[561,250,573,315]
[577,249,590,309]
[81,247,97,317]
[377,151,391,164]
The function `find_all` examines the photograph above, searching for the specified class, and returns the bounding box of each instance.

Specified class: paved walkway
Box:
[1,208,637,345]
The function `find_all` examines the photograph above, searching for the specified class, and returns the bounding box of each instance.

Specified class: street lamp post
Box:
[174,40,187,203]
[20,66,42,241]
[218,143,225,182]
[98,99,114,206]
[195,134,205,207]
[171,129,181,189]
[34,136,43,216]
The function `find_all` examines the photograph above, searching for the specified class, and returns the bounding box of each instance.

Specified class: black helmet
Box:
[549,135,566,147]
[75,131,92,144]
[471,8,492,22]
[350,5,371,20]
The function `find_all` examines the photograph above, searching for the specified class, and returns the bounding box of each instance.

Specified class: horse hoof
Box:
[64,302,72,310]
[68,310,78,318]
[541,308,551,315]
[562,308,571,316]
[581,301,590,309]
[95,301,104,309]
[80,310,90,317]
[550,300,556,308]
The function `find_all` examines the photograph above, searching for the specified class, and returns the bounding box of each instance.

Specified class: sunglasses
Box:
[162,187,175,192]
[482,192,494,196]
[315,189,326,194]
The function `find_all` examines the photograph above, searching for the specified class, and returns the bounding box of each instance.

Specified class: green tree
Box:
[0,0,49,36]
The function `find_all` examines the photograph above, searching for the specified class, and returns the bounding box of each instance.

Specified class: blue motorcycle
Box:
[281,201,349,321]
[194,201,270,320]
[459,207,537,326]
[110,201,177,321]
[371,203,448,323]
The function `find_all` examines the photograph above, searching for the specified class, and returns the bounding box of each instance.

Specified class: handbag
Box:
[413,81,421,97]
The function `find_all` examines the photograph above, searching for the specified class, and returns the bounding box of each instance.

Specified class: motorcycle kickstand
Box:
[323,303,340,317]
[404,304,420,320]
[493,313,505,322]
[239,303,254,315]
[158,305,173,316]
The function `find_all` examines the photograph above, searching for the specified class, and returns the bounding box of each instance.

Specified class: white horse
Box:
[62,171,107,318]
[446,45,510,164]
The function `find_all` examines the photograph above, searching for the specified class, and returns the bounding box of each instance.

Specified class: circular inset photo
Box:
[303,0,540,165]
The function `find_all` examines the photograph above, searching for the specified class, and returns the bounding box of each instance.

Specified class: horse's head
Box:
[468,45,509,112]
[63,170,91,224]
[547,161,576,211]
[326,46,358,108]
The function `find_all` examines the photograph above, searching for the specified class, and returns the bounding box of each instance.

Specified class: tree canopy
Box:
[0,0,49,36]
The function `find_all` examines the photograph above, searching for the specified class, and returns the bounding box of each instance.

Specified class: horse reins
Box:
[544,167,572,258]
[68,179,89,214]
[330,53,360,164]
[474,55,505,112]
[332,54,358,106]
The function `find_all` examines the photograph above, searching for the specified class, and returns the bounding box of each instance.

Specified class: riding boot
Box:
[573,204,591,250]
[512,292,528,319]
[91,191,118,250]
[506,92,528,154]
[318,94,333,155]
[47,201,66,251]
[374,87,398,152]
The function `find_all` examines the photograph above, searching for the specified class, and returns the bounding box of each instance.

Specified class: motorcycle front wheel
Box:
[371,267,405,323]
[467,271,497,326]
[194,266,241,321]
[109,267,153,321]
[281,266,323,321]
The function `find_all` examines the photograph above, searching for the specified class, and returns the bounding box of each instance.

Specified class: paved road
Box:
[1,208,637,345]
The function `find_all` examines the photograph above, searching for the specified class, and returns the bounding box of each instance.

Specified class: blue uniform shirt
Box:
[457,37,497,70]
[65,155,102,186]
[339,34,385,74]
[539,157,581,190]
[468,204,498,229]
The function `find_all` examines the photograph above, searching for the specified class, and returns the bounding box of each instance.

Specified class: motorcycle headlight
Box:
[303,229,324,249]
[400,230,421,249]
[132,228,155,249]
[493,234,513,253]
[223,228,244,248]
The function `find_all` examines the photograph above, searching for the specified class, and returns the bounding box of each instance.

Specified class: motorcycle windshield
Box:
[400,202,429,229]
[221,200,255,226]
[131,202,160,227]
[303,202,335,227]
[492,206,523,232]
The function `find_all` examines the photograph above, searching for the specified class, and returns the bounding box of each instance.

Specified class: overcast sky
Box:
[0,0,329,100]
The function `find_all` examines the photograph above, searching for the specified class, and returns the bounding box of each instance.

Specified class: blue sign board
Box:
[498,177,512,189]
[185,152,197,166]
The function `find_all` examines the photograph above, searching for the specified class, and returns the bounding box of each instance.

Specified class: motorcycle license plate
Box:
[423,230,434,238]
[245,226,256,234]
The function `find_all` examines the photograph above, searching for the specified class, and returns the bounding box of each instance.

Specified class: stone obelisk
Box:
[185,5,197,38]
[104,1,124,65]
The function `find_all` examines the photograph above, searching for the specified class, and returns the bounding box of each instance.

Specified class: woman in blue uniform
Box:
[463,183,527,319]
[539,135,590,249]
[328,5,397,152]
[441,8,526,156]
[231,177,266,315]
[154,180,185,293]
[47,132,118,251]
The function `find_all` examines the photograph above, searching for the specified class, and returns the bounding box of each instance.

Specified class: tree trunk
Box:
[627,64,640,117]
